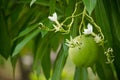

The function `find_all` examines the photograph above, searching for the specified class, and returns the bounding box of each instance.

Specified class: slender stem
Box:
[61,1,82,24]
[38,24,54,31]
[61,13,82,24]
[55,20,61,27]
[79,7,86,35]
[68,2,78,27]
[91,32,96,37]
[60,1,82,34]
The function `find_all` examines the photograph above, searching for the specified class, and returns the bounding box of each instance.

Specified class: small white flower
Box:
[94,35,102,43]
[48,12,57,22]
[83,23,93,34]
[107,48,113,53]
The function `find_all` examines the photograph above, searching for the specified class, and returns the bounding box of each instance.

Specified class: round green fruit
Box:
[69,35,99,67]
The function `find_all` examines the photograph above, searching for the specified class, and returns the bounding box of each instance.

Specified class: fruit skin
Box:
[69,35,99,67]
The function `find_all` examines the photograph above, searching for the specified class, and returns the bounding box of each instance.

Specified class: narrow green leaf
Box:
[83,0,97,15]
[33,39,45,71]
[13,23,40,41]
[0,11,11,59]
[41,45,51,79]
[12,29,40,57]
[74,67,88,80]
[49,0,56,14]
[32,32,54,77]
[33,32,53,68]
[50,33,62,51]
[10,7,32,39]
[33,41,50,79]
[51,44,68,80]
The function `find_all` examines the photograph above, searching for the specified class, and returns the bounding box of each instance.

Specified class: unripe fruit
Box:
[69,35,99,67]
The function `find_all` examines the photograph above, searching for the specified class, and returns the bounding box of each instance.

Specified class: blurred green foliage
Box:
[0,0,120,80]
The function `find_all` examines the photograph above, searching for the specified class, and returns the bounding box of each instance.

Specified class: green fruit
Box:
[69,35,99,67]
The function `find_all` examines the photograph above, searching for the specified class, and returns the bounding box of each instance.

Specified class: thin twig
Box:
[79,7,86,35]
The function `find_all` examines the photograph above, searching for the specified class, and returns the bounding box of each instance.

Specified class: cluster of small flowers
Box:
[66,36,80,48]
[105,48,114,63]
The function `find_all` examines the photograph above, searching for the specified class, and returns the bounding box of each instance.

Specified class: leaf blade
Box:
[83,0,97,15]
[51,44,68,80]
[12,29,40,57]
[49,0,56,14]
[41,45,51,79]
[13,23,40,41]
[74,67,88,80]
[0,11,11,59]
